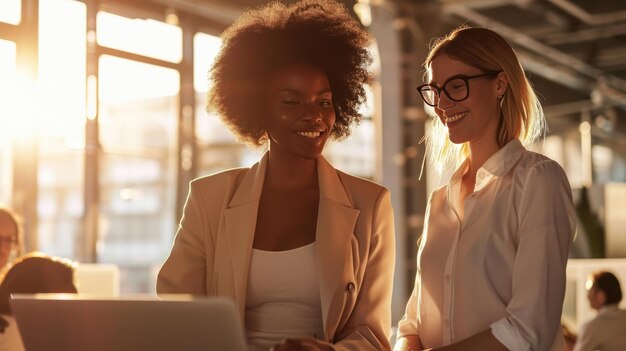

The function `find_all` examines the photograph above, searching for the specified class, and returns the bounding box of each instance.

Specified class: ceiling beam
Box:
[542,22,626,45]
[148,0,243,25]
[442,4,626,106]
[548,0,626,26]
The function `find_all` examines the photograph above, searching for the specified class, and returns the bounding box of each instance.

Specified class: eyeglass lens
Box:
[420,78,468,106]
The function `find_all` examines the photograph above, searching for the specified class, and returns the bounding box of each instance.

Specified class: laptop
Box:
[10,294,247,351]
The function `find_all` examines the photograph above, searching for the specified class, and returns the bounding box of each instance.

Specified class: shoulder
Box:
[618,308,626,321]
[601,307,626,321]
[336,170,389,197]
[190,167,249,192]
[335,171,393,212]
[580,314,605,333]
[513,149,569,185]
[517,149,566,175]
[517,151,573,203]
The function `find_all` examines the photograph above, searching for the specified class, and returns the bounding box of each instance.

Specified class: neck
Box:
[265,148,318,189]
[466,135,502,176]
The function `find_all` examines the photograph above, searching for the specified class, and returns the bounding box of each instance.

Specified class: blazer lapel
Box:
[315,156,360,340]
[216,153,360,334]
[219,153,268,320]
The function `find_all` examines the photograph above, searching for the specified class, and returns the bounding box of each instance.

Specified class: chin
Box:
[447,134,467,145]
[295,144,327,160]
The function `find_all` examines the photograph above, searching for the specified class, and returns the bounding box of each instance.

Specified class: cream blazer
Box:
[157,153,395,351]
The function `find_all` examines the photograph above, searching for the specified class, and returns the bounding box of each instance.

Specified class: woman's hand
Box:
[270,338,334,351]
[394,336,424,351]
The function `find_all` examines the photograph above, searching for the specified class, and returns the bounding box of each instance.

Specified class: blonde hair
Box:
[422,26,545,173]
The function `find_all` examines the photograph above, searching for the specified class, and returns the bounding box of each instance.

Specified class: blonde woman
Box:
[395,26,576,351]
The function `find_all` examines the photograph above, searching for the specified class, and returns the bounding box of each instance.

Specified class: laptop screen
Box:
[10,294,247,351]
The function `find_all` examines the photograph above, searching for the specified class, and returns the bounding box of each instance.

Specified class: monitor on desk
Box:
[10,294,247,351]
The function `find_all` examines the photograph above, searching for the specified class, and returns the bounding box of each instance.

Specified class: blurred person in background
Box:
[0,208,23,270]
[157,1,395,350]
[573,271,626,351]
[0,252,78,351]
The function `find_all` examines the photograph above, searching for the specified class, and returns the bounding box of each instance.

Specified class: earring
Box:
[498,95,504,100]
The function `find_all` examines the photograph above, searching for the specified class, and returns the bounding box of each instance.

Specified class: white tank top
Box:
[245,242,324,351]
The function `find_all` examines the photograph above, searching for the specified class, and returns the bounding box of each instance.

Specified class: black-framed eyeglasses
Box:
[416,71,501,107]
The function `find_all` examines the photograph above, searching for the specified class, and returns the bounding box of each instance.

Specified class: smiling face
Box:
[428,53,506,146]
[265,63,336,160]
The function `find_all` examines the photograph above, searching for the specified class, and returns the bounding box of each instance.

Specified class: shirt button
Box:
[444,319,450,327]
[346,282,355,294]
[445,275,451,281]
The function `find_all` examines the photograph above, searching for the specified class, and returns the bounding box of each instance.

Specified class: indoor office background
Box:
[1,0,626,331]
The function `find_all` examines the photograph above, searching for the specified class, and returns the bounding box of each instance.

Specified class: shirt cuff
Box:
[490,318,531,351]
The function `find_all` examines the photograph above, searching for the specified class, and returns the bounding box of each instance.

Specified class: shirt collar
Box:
[449,159,469,187]
[448,139,526,191]
[481,139,525,177]
[599,304,620,314]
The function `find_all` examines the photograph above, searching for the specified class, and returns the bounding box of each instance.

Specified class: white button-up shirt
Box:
[397,139,577,351]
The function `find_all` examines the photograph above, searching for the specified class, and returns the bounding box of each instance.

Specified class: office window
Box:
[323,84,377,178]
[0,39,17,205]
[97,11,182,64]
[37,0,86,258]
[194,32,261,177]
[98,55,179,293]
[323,44,380,179]
[0,0,21,25]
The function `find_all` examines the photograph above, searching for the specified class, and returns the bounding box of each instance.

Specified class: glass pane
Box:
[324,118,375,178]
[193,32,221,93]
[0,145,12,206]
[194,32,261,176]
[37,0,86,258]
[322,43,379,179]
[97,11,182,63]
[324,84,376,179]
[0,39,16,204]
[99,55,179,293]
[0,39,16,111]
[0,0,21,25]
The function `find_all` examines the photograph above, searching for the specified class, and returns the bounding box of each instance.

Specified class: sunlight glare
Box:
[99,55,180,105]
[194,33,222,93]
[38,0,86,141]
[0,39,17,144]
[97,11,182,63]
[0,0,21,25]
[0,70,44,140]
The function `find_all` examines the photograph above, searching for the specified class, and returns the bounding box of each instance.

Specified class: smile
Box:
[445,111,468,124]
[297,131,324,138]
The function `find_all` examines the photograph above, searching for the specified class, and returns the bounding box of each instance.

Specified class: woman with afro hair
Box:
[158,1,396,350]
